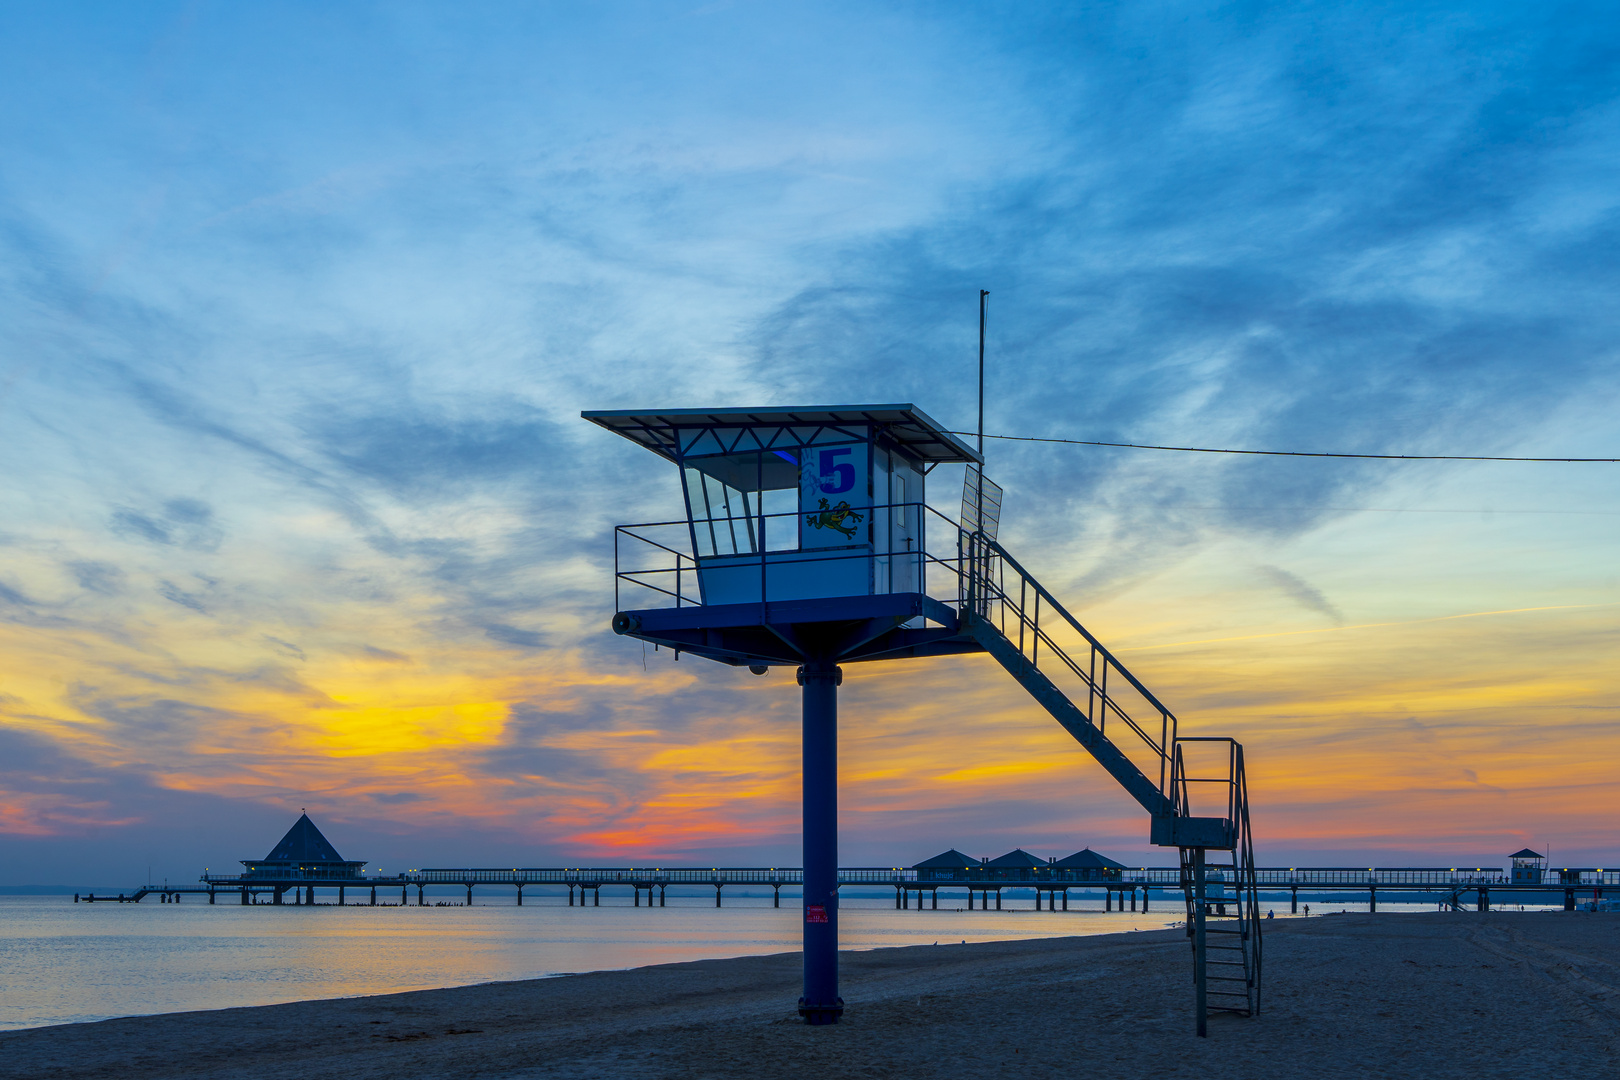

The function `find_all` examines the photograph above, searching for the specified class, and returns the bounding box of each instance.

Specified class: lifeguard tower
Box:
[584,404,1260,1035]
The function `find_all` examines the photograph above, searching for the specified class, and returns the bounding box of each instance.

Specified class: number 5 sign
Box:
[799,443,869,547]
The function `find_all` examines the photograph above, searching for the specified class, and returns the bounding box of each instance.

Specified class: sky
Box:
[1,1,1617,886]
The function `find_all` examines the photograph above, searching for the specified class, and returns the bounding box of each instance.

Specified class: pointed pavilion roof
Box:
[911,849,980,870]
[1054,847,1128,870]
[1509,848,1544,860]
[987,848,1047,868]
[263,812,347,864]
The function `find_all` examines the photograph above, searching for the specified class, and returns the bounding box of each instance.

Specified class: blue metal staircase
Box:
[959,532,1262,1031]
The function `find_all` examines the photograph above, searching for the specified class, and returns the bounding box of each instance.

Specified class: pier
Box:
[138,862,1613,909]
[82,816,1614,914]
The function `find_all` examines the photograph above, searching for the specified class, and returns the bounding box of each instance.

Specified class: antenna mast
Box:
[977,289,989,456]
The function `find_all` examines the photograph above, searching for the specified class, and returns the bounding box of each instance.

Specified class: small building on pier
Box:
[986,848,1049,881]
[243,812,366,883]
[1509,848,1545,884]
[1055,847,1126,882]
[910,849,981,880]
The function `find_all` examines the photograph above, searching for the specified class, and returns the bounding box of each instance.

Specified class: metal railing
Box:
[962,531,1179,802]
[613,502,972,613]
[198,864,1613,889]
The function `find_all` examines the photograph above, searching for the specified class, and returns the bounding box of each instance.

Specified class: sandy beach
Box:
[4,913,1615,1079]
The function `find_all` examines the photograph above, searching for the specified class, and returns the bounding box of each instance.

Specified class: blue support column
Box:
[798,660,843,1025]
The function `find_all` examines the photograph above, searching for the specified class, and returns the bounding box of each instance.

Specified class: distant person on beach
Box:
[1267,910,1274,919]
[1303,904,1311,916]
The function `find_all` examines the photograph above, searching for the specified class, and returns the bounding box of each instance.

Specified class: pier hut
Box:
[1509,848,1546,884]
[987,848,1049,881]
[1055,847,1126,882]
[910,849,979,880]
[241,812,367,905]
[1057,847,1131,911]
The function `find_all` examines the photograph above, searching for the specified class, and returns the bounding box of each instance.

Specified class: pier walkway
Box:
[95,864,1611,909]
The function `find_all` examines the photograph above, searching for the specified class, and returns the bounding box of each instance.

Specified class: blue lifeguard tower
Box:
[584,404,1260,1034]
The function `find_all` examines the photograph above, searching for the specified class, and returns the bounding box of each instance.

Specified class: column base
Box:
[797,998,845,1025]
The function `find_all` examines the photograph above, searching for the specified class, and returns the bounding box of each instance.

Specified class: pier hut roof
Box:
[911,849,979,870]
[1509,848,1544,860]
[263,813,347,863]
[1054,848,1128,870]
[987,848,1047,868]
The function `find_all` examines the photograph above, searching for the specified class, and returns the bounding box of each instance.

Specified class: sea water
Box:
[0,891,1553,1030]
[0,890,1184,1030]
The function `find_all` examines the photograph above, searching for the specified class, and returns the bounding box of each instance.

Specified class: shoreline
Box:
[3,913,1615,1079]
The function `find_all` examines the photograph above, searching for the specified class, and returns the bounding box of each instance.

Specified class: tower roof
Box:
[263,813,347,863]
[1509,848,1544,860]
[581,404,983,465]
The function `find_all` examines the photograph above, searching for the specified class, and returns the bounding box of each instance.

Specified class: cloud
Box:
[156,579,208,614]
[0,2,1617,875]
[68,561,125,595]
[110,499,222,551]
[482,623,546,650]
[261,635,306,661]
[1257,565,1343,624]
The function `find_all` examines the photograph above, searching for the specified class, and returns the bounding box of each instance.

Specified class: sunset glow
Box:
[2,4,1616,887]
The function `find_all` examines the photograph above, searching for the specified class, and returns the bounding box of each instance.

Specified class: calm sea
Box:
[0,890,1536,1030]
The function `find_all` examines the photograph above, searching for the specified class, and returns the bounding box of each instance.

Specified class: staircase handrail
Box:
[964,530,1177,795]
[973,533,1181,728]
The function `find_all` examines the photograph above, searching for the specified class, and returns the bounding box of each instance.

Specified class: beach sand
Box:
[4,913,1616,1079]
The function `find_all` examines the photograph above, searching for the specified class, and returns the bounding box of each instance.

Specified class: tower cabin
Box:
[241,812,366,882]
[1509,848,1546,884]
[1055,847,1127,882]
[584,405,985,657]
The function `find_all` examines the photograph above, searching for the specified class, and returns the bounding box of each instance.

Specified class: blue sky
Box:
[1,2,1617,885]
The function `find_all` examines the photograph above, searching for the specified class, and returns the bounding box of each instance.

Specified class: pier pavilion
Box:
[233,812,373,905]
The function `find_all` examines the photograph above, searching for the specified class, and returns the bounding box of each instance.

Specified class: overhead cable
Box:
[952,432,1618,463]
